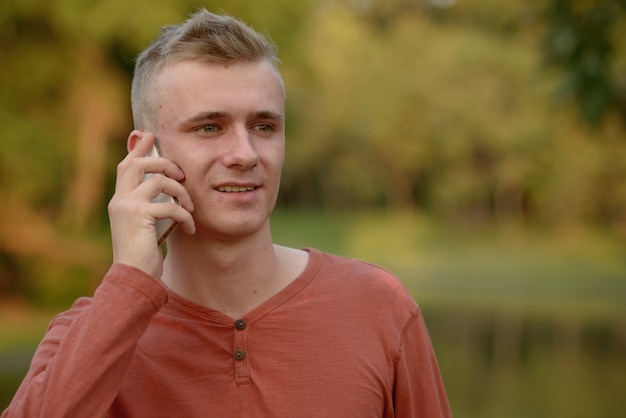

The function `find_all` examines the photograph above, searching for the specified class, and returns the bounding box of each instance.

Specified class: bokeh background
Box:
[1,0,625,416]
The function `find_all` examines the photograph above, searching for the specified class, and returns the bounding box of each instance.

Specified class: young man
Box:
[3,9,451,418]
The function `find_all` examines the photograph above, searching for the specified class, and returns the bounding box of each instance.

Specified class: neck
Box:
[160,225,290,319]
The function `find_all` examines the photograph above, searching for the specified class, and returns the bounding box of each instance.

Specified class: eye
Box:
[254,124,272,133]
[197,124,219,134]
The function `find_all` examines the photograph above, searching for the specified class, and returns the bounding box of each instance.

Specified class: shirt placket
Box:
[233,318,250,385]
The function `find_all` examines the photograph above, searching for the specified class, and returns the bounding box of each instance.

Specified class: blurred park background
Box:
[1,0,626,416]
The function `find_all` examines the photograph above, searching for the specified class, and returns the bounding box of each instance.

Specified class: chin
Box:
[199,213,271,240]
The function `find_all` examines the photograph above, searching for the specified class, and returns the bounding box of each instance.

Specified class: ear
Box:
[127,130,145,152]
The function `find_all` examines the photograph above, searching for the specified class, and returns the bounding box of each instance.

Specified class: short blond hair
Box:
[131,9,280,130]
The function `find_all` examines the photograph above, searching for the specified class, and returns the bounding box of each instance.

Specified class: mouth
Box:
[217,185,257,193]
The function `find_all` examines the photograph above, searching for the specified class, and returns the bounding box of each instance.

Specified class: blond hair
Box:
[131,9,280,130]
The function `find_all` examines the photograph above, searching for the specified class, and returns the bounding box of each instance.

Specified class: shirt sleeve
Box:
[2,264,168,418]
[393,309,452,418]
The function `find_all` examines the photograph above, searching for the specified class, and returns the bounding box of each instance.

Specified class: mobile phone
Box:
[144,138,179,245]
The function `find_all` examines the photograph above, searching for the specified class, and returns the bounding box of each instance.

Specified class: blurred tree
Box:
[346,0,626,127]
[0,0,186,302]
[283,2,552,218]
[542,0,626,126]
[281,0,626,230]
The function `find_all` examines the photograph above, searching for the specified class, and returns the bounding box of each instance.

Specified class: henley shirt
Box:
[3,248,451,417]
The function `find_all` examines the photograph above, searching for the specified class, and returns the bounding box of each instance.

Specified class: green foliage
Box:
[542,0,626,125]
[281,1,626,231]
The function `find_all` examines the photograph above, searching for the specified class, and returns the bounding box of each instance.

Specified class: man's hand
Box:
[108,132,195,279]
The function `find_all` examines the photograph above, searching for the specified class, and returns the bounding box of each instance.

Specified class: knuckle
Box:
[116,159,128,174]
[151,172,166,182]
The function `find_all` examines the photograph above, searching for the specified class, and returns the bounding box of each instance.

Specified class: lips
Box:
[217,185,256,193]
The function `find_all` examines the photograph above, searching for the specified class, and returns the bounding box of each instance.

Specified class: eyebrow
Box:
[182,110,284,126]
[254,111,284,124]
[182,111,228,126]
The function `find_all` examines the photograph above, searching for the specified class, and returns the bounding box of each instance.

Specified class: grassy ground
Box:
[2,210,625,416]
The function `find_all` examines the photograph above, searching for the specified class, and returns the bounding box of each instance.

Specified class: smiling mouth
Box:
[217,186,256,193]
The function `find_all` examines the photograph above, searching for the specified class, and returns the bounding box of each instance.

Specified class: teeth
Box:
[218,186,255,192]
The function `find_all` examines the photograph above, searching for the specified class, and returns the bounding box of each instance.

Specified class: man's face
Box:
[152,59,286,241]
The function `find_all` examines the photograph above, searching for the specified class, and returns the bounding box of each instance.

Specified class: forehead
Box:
[153,60,284,123]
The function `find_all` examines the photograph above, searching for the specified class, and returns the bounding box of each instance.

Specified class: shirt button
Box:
[234,349,246,361]
[234,319,247,330]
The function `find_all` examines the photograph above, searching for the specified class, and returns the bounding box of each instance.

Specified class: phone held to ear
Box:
[144,138,179,245]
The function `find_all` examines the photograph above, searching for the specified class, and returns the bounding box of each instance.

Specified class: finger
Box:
[133,133,185,181]
[149,160,186,182]
[116,132,155,185]
[149,201,196,235]
[128,131,155,156]
[139,173,195,213]
[116,153,184,197]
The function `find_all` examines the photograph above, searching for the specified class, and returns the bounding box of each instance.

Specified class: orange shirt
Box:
[4,249,451,417]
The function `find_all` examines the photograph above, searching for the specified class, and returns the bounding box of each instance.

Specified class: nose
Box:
[222,126,260,170]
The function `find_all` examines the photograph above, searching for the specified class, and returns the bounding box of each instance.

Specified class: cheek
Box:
[173,149,203,181]
[181,166,205,198]
[176,160,204,199]
[266,144,285,172]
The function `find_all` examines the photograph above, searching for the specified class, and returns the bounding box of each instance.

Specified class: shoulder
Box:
[302,249,423,357]
[307,248,418,312]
